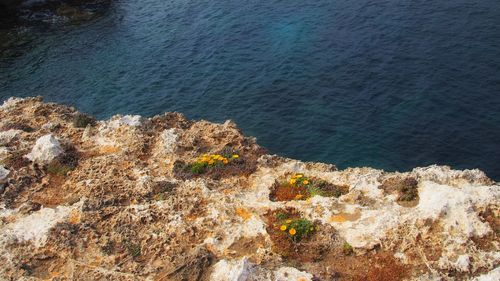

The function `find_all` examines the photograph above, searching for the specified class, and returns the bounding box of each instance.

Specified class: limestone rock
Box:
[274,267,314,281]
[0,165,9,183]
[109,115,143,128]
[0,97,497,281]
[0,129,22,145]
[161,128,179,153]
[210,258,251,281]
[25,134,63,163]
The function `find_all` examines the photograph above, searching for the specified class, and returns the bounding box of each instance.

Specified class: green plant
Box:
[307,186,325,197]
[188,153,239,174]
[190,161,208,174]
[46,151,79,176]
[279,174,348,200]
[275,212,288,221]
[46,161,73,176]
[343,242,354,255]
[278,217,315,241]
[127,243,141,258]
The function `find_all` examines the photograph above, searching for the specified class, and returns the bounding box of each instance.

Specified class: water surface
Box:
[1,0,500,179]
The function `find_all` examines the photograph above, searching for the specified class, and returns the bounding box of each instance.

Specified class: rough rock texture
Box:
[0,97,498,281]
[25,134,63,163]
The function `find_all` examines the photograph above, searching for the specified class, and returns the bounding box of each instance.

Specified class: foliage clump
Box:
[380,177,419,203]
[189,153,239,174]
[270,173,349,202]
[173,146,261,180]
[343,242,354,255]
[72,112,96,128]
[126,243,141,258]
[46,146,79,176]
[278,217,316,242]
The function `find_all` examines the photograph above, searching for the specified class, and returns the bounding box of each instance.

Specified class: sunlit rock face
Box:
[0,97,498,280]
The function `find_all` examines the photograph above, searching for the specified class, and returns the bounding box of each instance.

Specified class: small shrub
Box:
[277,216,316,242]
[270,173,349,201]
[174,146,262,180]
[46,147,79,176]
[275,212,288,221]
[72,112,96,128]
[46,161,73,176]
[187,153,239,174]
[343,242,354,255]
[280,218,315,241]
[397,178,419,201]
[380,177,419,203]
[265,208,329,262]
[127,243,141,258]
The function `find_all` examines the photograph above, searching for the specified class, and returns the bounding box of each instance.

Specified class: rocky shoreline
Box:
[0,97,498,280]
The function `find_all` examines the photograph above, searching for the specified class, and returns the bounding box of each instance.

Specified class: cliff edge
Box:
[0,97,498,280]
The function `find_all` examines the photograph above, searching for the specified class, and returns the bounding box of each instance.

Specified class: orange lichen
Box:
[235,207,252,221]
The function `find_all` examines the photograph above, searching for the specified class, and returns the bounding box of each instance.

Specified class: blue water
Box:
[1,0,500,179]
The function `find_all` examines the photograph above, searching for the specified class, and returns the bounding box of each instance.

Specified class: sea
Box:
[1,0,499,179]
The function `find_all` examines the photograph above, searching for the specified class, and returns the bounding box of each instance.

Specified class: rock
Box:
[274,267,314,281]
[473,267,500,281]
[161,128,179,153]
[0,165,9,185]
[3,204,76,247]
[0,97,498,280]
[0,97,23,110]
[210,258,251,281]
[455,254,470,272]
[0,129,22,145]
[25,134,63,163]
[109,115,143,128]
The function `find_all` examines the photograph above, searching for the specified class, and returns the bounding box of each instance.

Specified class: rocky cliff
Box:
[0,97,498,281]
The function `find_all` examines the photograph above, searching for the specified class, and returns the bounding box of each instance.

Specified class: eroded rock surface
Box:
[0,97,498,280]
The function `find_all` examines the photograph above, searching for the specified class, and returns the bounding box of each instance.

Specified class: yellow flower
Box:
[295,194,303,199]
[289,228,296,235]
[286,219,292,224]
[208,160,215,165]
[289,179,297,185]
[223,159,229,164]
[232,154,239,158]
[303,180,309,185]
[296,174,303,178]
[280,225,287,231]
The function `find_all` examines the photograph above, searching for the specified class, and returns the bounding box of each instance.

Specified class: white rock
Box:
[210,258,251,281]
[455,255,470,272]
[41,122,58,131]
[25,134,63,163]
[332,207,401,249]
[473,267,500,281]
[2,205,74,247]
[0,97,24,110]
[416,182,497,238]
[0,129,22,145]
[109,115,143,128]
[274,267,313,281]
[0,166,9,182]
[161,128,178,153]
